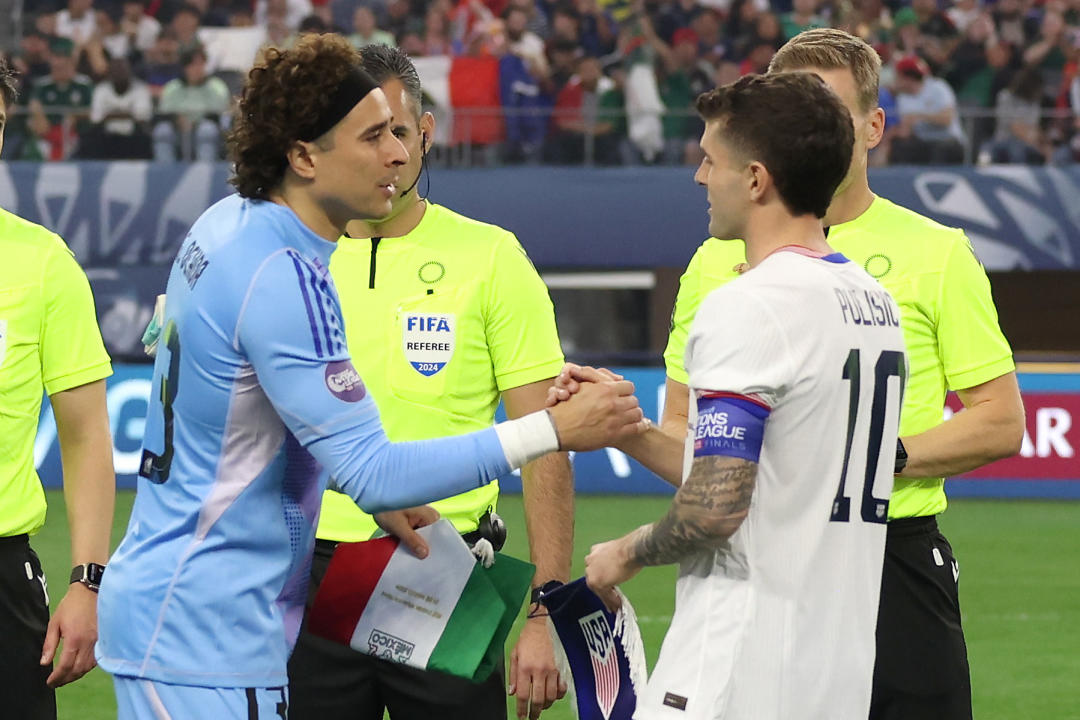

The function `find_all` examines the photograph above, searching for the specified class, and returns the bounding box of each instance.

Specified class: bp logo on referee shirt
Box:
[403,314,454,376]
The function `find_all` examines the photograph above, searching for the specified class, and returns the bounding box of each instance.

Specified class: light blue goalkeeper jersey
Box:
[95,195,510,688]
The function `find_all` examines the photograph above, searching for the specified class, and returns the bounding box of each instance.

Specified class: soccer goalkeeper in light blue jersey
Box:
[94,34,645,720]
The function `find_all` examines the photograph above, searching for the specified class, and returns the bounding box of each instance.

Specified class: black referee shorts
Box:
[870,516,972,720]
[287,540,507,720]
[0,534,56,720]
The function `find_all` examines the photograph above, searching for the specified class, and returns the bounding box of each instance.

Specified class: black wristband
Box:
[895,437,908,475]
[528,580,564,616]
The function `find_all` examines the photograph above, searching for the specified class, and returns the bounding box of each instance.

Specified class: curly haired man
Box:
[93,33,645,720]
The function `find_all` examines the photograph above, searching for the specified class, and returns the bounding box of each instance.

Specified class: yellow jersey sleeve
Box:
[41,242,112,395]
[485,236,565,392]
[663,245,705,386]
[663,240,745,385]
[935,234,1015,391]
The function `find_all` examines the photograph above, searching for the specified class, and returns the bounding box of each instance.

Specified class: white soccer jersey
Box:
[638,248,907,720]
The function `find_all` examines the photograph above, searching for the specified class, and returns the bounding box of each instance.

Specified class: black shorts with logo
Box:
[0,534,56,720]
[287,539,507,720]
[870,516,972,720]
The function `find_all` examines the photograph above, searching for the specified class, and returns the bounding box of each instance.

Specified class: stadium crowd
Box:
[2,0,1079,164]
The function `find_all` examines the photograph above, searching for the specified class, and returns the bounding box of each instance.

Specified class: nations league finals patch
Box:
[402,313,455,376]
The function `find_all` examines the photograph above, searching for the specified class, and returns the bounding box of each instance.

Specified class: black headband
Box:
[300,66,379,142]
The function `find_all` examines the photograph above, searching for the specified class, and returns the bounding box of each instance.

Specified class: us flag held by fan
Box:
[540,578,647,720]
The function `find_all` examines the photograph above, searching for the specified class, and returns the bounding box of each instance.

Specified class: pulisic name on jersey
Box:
[834,287,900,328]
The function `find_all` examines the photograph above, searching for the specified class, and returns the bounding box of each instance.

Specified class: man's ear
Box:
[866,107,886,150]
[420,111,435,151]
[286,139,318,181]
[746,160,772,205]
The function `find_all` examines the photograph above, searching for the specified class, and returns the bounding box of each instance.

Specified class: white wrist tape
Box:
[494,410,561,470]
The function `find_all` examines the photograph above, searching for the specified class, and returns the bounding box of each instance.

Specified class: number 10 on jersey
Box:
[831,349,906,524]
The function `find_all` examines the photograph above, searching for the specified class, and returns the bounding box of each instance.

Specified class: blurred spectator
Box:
[739,38,778,74]
[1024,10,1070,98]
[255,0,313,28]
[506,6,548,73]
[691,9,724,63]
[547,55,621,162]
[98,7,137,62]
[654,28,710,163]
[260,0,295,52]
[349,6,397,47]
[500,21,551,161]
[507,0,549,38]
[850,0,891,48]
[1054,64,1080,162]
[16,29,53,94]
[421,7,454,54]
[85,56,153,158]
[550,3,583,45]
[143,30,184,95]
[75,13,114,81]
[908,0,960,71]
[992,0,1038,50]
[229,5,257,26]
[946,0,981,35]
[726,0,761,55]
[891,54,967,163]
[657,0,703,43]
[980,65,1047,163]
[577,0,617,57]
[449,28,504,155]
[946,13,1002,107]
[56,0,98,46]
[120,0,163,54]
[295,12,331,37]
[781,0,824,40]
[28,38,93,160]
[34,12,61,39]
[386,0,421,40]
[153,46,231,160]
[548,38,581,92]
[734,10,783,62]
[891,7,922,58]
[172,3,205,53]
[197,0,236,26]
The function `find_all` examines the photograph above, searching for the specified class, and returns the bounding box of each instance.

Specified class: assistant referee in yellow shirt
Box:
[0,58,116,720]
[661,32,1025,720]
[287,46,572,720]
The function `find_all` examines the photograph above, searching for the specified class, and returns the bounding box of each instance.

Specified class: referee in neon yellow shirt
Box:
[661,32,1025,720]
[0,58,116,719]
[287,46,571,720]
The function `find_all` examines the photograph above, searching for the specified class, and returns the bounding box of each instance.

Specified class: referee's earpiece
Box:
[421,132,429,154]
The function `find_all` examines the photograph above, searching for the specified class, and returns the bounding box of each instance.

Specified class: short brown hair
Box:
[696,73,854,219]
[228,33,361,199]
[768,28,881,114]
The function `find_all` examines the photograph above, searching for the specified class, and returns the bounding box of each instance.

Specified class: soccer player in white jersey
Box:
[94,34,645,720]
[559,73,908,719]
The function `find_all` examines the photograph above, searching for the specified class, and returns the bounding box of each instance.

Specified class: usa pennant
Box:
[541,579,647,720]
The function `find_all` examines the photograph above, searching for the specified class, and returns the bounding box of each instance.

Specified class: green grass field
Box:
[34,491,1080,720]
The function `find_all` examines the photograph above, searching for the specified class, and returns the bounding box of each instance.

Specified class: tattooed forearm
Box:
[629,456,757,567]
